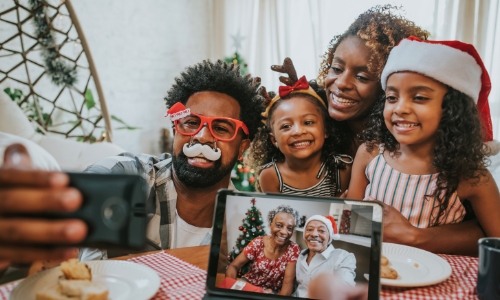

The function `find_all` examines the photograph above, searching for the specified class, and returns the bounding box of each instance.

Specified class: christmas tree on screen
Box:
[227,198,266,276]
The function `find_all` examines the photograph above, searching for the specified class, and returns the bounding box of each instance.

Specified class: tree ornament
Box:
[235,249,239,254]
[251,198,256,205]
[241,240,245,245]
[243,229,247,233]
[251,227,256,232]
[239,226,243,231]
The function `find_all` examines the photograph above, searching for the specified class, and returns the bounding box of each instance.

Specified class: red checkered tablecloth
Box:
[381,254,478,300]
[0,253,479,300]
[128,252,207,300]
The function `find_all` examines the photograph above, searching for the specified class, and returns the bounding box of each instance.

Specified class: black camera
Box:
[63,173,147,250]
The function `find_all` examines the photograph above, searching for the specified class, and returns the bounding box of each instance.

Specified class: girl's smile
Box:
[270,96,326,161]
[384,72,447,148]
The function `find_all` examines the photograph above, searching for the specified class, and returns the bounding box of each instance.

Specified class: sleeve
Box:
[243,237,260,260]
[287,243,301,263]
[83,152,142,175]
[335,252,357,287]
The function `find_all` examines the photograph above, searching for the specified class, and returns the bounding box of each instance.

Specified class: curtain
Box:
[432,0,500,139]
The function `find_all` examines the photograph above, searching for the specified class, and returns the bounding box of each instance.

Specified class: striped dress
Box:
[261,155,352,197]
[364,151,466,228]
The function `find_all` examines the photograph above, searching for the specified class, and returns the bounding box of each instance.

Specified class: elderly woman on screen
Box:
[295,215,356,297]
[225,205,301,295]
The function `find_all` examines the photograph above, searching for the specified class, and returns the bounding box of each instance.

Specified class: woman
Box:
[225,205,301,295]
[317,5,485,256]
[318,5,429,156]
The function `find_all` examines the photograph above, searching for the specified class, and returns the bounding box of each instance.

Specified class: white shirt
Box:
[172,210,212,248]
[295,244,356,297]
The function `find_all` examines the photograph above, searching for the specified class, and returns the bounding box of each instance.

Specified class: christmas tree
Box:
[231,162,256,191]
[223,52,248,75]
[227,198,266,276]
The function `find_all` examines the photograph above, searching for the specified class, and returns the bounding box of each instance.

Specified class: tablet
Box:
[205,190,382,300]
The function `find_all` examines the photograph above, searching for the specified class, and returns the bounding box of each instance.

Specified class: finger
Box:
[2,144,31,169]
[0,219,87,244]
[0,187,82,213]
[0,246,78,264]
[0,169,69,188]
[339,189,348,199]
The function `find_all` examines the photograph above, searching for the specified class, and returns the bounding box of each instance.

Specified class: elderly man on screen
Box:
[295,215,356,297]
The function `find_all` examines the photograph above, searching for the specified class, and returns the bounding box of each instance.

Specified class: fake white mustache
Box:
[183,143,221,161]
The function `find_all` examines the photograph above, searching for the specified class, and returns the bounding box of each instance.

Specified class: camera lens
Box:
[101,197,129,230]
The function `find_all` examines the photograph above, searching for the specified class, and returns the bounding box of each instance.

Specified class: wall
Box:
[71,0,219,154]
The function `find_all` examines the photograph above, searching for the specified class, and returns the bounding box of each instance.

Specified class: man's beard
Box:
[172,151,237,189]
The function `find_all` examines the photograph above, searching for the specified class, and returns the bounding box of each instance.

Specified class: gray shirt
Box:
[295,244,356,297]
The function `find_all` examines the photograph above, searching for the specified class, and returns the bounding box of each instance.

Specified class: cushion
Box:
[0,91,38,141]
[0,132,60,171]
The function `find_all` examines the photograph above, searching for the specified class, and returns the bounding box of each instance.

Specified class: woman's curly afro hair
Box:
[164,60,264,141]
[363,87,490,226]
[318,4,430,83]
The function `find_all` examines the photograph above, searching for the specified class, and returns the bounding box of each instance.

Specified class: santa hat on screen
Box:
[381,36,500,155]
[304,215,340,243]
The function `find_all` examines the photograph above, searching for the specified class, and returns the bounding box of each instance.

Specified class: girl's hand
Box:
[369,199,418,245]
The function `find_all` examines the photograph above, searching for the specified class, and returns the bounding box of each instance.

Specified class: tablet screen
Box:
[206,190,382,300]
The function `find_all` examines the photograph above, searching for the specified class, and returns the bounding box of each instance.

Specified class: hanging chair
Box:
[0,0,113,143]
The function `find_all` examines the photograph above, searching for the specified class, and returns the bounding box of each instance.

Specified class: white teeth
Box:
[191,156,209,162]
[332,94,356,105]
[293,141,311,147]
[395,123,419,128]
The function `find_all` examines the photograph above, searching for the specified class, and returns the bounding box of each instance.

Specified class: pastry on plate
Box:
[36,259,108,300]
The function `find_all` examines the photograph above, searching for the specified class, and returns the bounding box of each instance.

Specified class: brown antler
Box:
[270,57,298,86]
[259,86,273,106]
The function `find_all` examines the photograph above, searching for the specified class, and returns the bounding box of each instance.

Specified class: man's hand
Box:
[308,273,368,300]
[0,144,87,264]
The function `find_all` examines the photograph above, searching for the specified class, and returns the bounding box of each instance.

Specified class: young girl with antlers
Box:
[249,58,352,196]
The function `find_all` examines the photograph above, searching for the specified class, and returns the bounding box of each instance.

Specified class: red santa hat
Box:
[304,215,340,243]
[381,36,500,155]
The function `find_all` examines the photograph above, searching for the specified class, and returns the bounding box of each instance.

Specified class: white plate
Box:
[10,260,160,300]
[364,243,452,287]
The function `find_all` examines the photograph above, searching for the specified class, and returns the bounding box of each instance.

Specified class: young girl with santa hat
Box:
[347,36,500,238]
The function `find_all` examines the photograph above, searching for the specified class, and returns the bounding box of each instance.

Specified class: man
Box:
[0,60,264,266]
[296,215,356,297]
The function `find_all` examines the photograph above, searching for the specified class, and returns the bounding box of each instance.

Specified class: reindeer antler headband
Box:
[261,57,325,122]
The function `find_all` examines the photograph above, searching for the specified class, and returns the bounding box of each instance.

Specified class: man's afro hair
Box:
[164,60,264,141]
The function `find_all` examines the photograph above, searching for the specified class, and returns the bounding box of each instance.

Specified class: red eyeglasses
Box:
[166,102,249,142]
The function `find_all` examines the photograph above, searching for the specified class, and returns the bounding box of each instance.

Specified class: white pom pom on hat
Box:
[381,36,499,156]
[304,215,340,243]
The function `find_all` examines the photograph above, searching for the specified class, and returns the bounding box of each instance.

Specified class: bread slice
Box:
[60,259,92,280]
[36,285,79,300]
[81,283,109,300]
[58,279,92,297]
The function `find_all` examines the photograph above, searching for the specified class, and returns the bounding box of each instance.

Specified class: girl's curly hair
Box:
[363,88,490,226]
[247,81,349,191]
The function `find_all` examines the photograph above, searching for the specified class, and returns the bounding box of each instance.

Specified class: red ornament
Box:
[249,176,255,184]
[250,198,256,205]
[243,166,251,173]
[259,212,262,215]
[257,226,261,229]
[252,217,255,221]
[239,226,243,231]
[243,229,247,233]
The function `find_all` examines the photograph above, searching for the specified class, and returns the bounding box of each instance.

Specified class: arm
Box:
[377,200,485,256]
[225,251,250,279]
[459,170,500,237]
[335,252,356,287]
[346,144,373,199]
[277,262,296,296]
[0,144,86,264]
[258,167,280,193]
